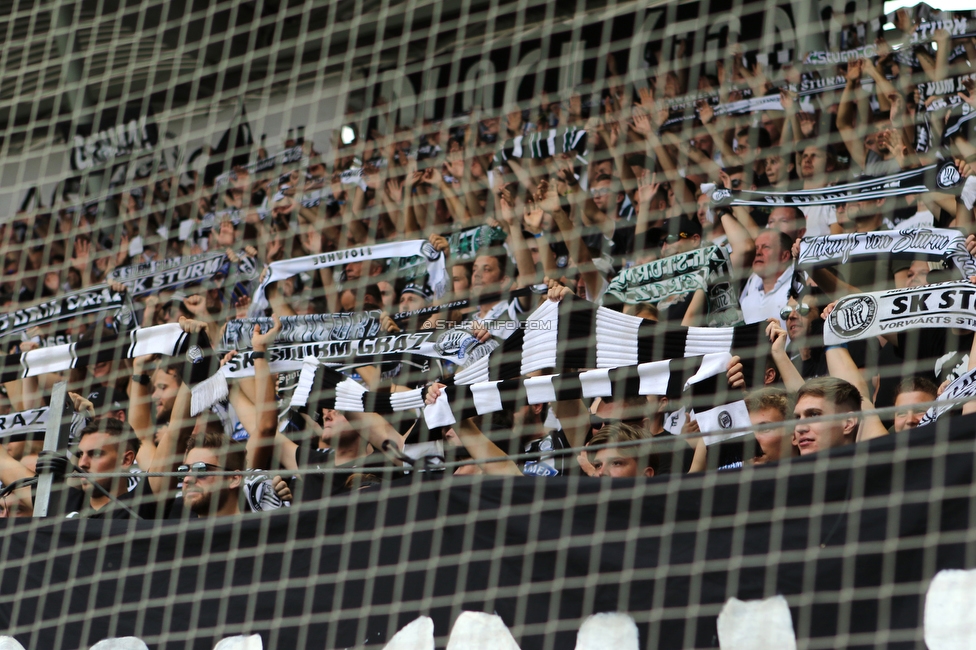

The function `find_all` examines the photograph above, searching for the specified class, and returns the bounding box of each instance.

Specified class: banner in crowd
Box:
[797,227,976,278]
[220,312,384,351]
[0,285,133,338]
[823,280,976,345]
[250,240,448,312]
[604,246,743,326]
[711,161,965,208]
[109,250,260,296]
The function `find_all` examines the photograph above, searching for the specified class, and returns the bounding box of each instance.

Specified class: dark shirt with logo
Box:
[521,430,579,477]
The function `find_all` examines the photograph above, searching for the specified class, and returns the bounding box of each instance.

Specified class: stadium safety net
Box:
[3,0,976,648]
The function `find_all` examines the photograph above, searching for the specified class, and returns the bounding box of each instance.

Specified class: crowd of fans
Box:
[2,10,976,519]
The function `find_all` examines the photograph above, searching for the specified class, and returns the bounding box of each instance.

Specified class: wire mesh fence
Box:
[3,0,976,647]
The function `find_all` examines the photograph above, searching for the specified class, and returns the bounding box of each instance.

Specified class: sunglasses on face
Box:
[665,232,691,244]
[780,303,812,319]
[177,462,224,476]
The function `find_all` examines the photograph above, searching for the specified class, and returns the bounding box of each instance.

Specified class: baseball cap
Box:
[87,386,127,416]
[662,214,703,242]
[400,281,433,301]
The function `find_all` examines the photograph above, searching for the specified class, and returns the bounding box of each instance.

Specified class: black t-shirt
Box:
[652,432,696,475]
[521,429,581,477]
[64,478,158,520]
[897,327,974,385]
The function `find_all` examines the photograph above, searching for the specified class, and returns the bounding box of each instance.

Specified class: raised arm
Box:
[836,59,867,171]
[425,384,520,476]
[146,318,205,495]
[128,354,156,460]
[246,315,282,471]
[825,345,888,442]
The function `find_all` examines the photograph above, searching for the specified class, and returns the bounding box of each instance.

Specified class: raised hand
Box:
[272,476,292,502]
[766,318,788,355]
[251,314,282,352]
[726,355,745,390]
[424,382,447,405]
[637,170,660,205]
[72,238,91,271]
[67,392,95,417]
[631,109,653,136]
[545,276,574,303]
[234,295,251,320]
[698,101,715,126]
[536,179,561,214]
[428,233,449,253]
[178,316,210,334]
[779,87,795,112]
[385,178,404,203]
[182,294,209,319]
[820,301,837,322]
[380,312,401,333]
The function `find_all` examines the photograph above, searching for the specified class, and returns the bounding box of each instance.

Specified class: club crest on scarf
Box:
[830,295,879,339]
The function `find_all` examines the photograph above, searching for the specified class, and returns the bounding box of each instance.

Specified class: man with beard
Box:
[64,418,157,519]
[178,432,248,518]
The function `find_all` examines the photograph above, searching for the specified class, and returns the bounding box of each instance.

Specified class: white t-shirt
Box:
[800,204,837,237]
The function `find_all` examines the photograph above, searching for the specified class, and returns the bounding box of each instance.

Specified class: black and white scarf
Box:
[390,285,548,324]
[711,161,965,208]
[919,365,976,426]
[803,45,881,67]
[109,250,260,296]
[797,228,976,278]
[492,127,587,165]
[220,312,383,351]
[213,145,304,188]
[197,296,767,414]
[604,245,743,326]
[217,326,497,380]
[249,240,448,314]
[0,285,134,337]
[0,407,49,441]
[506,296,765,378]
[0,323,195,383]
[824,280,976,346]
[289,352,749,436]
[662,91,815,130]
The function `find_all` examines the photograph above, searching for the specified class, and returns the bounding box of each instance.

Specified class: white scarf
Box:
[249,240,447,315]
[824,280,976,346]
[798,228,976,279]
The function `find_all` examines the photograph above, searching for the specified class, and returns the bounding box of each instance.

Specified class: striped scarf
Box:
[290,353,750,440]
[493,127,587,165]
[710,161,965,208]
